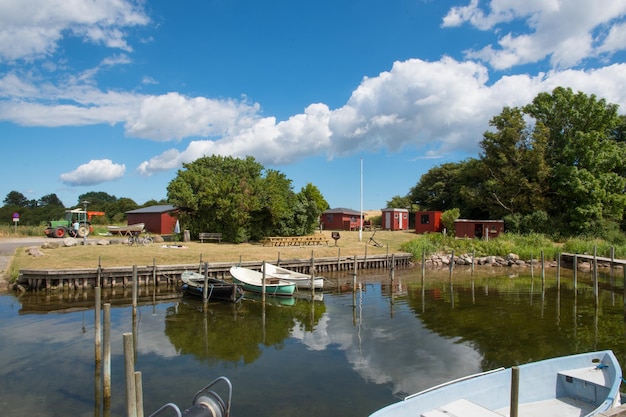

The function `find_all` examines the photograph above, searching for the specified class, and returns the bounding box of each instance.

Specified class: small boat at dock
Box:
[369,350,622,417]
[229,265,296,296]
[180,270,243,302]
[263,263,324,289]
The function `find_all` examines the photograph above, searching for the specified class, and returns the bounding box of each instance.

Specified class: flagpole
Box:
[359,157,363,242]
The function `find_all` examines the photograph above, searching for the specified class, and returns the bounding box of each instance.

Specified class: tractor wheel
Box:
[78,225,90,238]
[54,227,66,238]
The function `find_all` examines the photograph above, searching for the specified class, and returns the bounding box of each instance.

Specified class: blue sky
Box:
[1,0,626,212]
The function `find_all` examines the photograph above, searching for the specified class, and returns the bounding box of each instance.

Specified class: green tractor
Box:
[44,208,102,238]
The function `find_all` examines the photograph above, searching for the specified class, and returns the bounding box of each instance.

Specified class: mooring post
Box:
[95,287,101,363]
[262,261,266,303]
[152,258,157,287]
[421,249,426,280]
[471,250,475,274]
[510,366,519,417]
[310,250,315,297]
[277,251,281,266]
[97,256,102,288]
[123,332,137,417]
[541,251,545,292]
[134,371,144,417]
[132,266,137,309]
[573,254,578,290]
[449,250,455,281]
[103,303,111,406]
[556,252,561,288]
[593,245,598,305]
[203,262,209,305]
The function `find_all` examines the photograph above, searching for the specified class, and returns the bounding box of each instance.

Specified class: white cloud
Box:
[137,58,626,175]
[0,0,149,61]
[443,0,626,69]
[60,159,126,186]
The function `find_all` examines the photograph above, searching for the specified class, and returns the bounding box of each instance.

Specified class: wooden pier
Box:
[17,253,413,291]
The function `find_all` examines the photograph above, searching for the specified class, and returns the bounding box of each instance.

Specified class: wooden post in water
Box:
[593,246,598,305]
[132,266,137,309]
[97,256,102,288]
[95,287,102,363]
[134,371,144,417]
[152,258,157,287]
[541,251,545,292]
[623,267,626,317]
[573,254,578,290]
[262,261,266,303]
[471,250,475,274]
[530,253,534,279]
[510,366,519,417]
[310,250,315,297]
[277,252,281,266]
[337,248,341,271]
[203,262,209,305]
[556,253,561,289]
[103,303,111,406]
[123,332,137,417]
[449,250,455,281]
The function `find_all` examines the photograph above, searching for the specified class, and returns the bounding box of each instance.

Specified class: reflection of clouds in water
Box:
[291,291,482,397]
[0,300,179,378]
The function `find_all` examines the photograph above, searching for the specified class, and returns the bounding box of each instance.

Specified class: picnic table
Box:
[261,235,330,247]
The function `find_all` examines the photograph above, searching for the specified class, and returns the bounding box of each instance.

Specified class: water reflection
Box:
[0,268,625,417]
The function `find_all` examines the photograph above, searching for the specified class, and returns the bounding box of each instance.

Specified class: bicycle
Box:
[127,231,154,246]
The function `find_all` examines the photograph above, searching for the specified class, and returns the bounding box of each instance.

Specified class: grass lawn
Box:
[8,230,417,278]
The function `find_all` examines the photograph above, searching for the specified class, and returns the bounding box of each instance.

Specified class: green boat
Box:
[229,265,296,296]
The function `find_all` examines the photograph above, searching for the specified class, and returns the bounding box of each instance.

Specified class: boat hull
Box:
[263,263,324,289]
[181,271,243,302]
[370,350,622,417]
[229,266,296,296]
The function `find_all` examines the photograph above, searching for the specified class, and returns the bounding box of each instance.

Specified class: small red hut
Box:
[381,208,409,231]
[126,204,179,235]
[320,208,364,231]
[453,219,504,240]
[415,211,443,234]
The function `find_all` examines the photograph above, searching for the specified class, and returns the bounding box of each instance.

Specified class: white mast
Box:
[359,157,363,242]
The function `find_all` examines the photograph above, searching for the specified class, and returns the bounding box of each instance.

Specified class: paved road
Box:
[0,237,48,287]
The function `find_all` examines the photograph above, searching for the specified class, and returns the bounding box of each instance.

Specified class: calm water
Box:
[1,267,626,417]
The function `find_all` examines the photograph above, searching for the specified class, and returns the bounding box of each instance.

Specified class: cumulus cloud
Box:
[136,59,626,175]
[0,0,149,61]
[60,159,125,186]
[443,0,626,69]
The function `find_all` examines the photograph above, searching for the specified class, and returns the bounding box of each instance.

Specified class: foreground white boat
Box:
[229,265,296,296]
[370,350,622,417]
[263,263,324,289]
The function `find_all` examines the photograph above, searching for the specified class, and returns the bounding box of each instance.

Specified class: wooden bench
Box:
[199,232,222,243]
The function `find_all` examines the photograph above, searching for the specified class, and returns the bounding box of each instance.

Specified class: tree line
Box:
[387,87,626,240]
[2,155,329,243]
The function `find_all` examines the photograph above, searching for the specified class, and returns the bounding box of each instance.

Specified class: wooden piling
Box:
[262,261,266,303]
[95,287,102,363]
[132,266,137,308]
[123,332,137,417]
[103,303,111,405]
[510,366,519,417]
[134,371,144,417]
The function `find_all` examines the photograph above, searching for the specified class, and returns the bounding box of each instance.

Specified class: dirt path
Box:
[0,237,47,291]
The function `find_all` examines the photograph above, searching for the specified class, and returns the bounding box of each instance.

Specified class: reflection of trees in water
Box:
[164,297,326,365]
[402,274,626,371]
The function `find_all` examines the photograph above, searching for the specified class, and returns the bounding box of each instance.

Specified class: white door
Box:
[385,212,391,230]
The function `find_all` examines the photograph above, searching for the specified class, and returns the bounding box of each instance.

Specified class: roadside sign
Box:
[12,212,19,222]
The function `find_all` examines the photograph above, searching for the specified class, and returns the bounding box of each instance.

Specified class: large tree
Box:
[167,155,326,242]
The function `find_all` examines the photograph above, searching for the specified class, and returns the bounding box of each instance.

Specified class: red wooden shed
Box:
[321,208,364,231]
[415,211,443,234]
[381,208,409,231]
[453,219,504,240]
[126,204,179,235]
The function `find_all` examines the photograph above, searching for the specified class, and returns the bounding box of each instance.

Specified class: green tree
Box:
[386,195,412,209]
[3,191,30,207]
[167,155,264,242]
[523,87,626,234]
[478,107,550,218]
